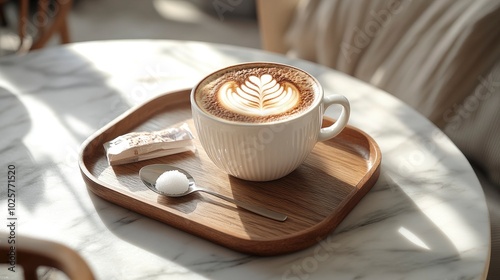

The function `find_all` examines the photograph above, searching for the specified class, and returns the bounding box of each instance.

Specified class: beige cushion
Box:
[259,0,500,185]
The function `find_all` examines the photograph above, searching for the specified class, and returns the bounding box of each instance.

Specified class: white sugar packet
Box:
[104,123,195,165]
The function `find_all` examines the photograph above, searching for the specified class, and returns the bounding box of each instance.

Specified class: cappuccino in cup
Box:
[191,62,350,181]
[194,64,317,123]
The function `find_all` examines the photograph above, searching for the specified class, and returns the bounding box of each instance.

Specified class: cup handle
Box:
[318,94,350,142]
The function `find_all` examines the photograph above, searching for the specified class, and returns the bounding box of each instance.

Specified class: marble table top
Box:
[0,40,490,279]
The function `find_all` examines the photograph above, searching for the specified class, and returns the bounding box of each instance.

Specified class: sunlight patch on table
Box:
[398,226,431,250]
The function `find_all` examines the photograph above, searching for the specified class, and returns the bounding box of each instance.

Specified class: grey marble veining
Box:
[0,40,490,280]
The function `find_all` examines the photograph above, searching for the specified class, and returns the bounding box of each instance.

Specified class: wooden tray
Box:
[79,89,381,256]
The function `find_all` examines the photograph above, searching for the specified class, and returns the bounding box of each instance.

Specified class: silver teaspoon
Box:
[139,164,287,222]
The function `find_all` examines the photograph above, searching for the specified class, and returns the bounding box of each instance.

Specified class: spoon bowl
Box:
[139,164,287,221]
[140,164,195,197]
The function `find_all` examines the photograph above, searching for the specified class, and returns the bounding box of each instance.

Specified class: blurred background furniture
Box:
[0,234,95,280]
[0,0,262,57]
[0,0,72,52]
[257,0,499,278]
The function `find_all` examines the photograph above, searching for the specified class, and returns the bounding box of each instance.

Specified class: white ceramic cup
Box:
[191,62,350,181]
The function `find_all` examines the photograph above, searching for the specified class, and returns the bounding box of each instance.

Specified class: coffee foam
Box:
[196,65,317,123]
[218,74,300,117]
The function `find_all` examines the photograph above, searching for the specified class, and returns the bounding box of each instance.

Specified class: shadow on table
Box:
[0,47,132,220]
[0,87,43,213]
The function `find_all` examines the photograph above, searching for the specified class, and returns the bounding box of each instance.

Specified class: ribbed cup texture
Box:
[193,108,320,181]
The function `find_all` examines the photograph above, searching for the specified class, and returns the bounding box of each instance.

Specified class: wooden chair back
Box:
[0,0,72,52]
[0,234,95,280]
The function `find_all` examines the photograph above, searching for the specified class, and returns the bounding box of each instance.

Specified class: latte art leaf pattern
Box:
[218,74,300,116]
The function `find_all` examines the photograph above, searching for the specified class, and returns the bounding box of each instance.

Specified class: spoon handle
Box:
[199,189,287,222]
